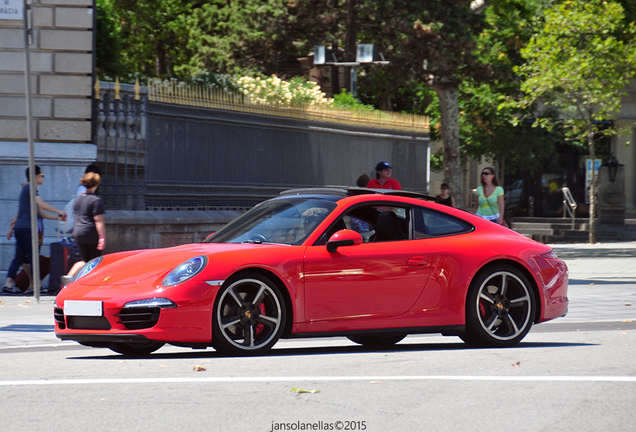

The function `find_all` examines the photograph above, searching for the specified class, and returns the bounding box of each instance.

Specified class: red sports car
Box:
[54,188,568,355]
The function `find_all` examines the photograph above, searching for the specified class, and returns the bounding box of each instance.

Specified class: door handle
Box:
[406,256,427,267]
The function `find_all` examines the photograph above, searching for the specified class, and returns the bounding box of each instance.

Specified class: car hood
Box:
[74,242,292,287]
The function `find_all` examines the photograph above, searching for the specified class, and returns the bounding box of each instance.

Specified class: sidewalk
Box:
[549,241,636,282]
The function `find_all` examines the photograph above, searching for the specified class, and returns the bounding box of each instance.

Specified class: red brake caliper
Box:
[255,302,266,335]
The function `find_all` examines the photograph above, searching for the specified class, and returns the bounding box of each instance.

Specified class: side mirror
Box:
[326,229,363,253]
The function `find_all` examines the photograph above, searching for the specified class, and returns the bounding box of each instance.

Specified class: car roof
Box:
[279,187,437,202]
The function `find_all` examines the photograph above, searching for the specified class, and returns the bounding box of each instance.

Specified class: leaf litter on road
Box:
[291,388,320,394]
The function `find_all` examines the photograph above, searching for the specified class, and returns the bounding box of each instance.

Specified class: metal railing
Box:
[93,79,430,211]
[562,187,577,229]
[93,79,147,210]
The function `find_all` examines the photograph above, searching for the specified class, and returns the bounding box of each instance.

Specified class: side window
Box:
[344,215,375,242]
[346,204,409,242]
[413,206,472,238]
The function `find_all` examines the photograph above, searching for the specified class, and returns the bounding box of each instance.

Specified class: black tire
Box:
[108,341,165,355]
[347,333,407,347]
[461,264,535,348]
[212,272,286,355]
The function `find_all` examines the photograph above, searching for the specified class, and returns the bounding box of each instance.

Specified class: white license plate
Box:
[64,300,103,317]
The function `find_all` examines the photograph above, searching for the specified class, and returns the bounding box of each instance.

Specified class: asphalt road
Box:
[1,249,635,432]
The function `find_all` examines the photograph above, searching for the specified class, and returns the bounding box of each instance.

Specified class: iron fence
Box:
[94,80,430,211]
[93,81,146,210]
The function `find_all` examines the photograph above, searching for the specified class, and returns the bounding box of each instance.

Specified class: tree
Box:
[95,0,199,80]
[95,0,123,79]
[357,1,489,208]
[179,0,334,78]
[514,0,636,242]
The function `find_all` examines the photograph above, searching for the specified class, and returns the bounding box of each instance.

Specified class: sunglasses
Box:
[481,172,493,176]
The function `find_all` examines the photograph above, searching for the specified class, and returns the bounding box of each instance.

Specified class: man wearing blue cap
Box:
[367,161,402,190]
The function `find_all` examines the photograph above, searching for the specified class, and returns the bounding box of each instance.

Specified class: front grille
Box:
[115,307,161,330]
[67,316,112,330]
[54,307,66,330]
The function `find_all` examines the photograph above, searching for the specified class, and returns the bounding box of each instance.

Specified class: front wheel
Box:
[461,264,535,348]
[108,341,165,356]
[212,272,286,355]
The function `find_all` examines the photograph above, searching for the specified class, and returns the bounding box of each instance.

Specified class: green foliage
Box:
[95,0,123,79]
[514,0,636,144]
[95,0,199,81]
[357,1,489,89]
[332,90,375,111]
[429,148,444,173]
[179,0,332,78]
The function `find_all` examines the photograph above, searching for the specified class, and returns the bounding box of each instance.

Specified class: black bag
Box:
[49,238,82,292]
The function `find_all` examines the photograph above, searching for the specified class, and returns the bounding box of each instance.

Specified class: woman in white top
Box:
[472,167,505,225]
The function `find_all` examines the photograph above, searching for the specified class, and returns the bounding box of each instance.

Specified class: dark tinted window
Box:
[412,206,472,238]
[315,203,409,245]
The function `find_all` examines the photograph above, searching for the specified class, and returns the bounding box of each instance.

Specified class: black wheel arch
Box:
[471,259,542,324]
[222,267,295,338]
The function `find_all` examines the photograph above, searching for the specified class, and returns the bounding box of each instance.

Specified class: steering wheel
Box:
[251,234,269,243]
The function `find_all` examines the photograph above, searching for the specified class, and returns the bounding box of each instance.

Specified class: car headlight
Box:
[74,257,104,281]
[162,255,207,286]
[123,298,177,309]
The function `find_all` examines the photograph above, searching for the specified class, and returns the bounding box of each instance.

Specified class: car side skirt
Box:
[288,325,466,339]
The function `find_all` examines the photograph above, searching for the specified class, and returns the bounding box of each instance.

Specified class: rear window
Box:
[413,206,472,238]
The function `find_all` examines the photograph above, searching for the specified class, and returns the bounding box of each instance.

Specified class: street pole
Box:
[22,0,40,302]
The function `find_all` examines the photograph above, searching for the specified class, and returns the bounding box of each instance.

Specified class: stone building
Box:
[0,0,96,277]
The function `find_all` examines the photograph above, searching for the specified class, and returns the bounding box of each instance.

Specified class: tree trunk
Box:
[588,129,596,244]
[378,93,392,111]
[155,44,166,77]
[435,85,463,208]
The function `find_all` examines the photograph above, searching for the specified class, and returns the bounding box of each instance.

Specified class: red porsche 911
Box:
[54,188,568,356]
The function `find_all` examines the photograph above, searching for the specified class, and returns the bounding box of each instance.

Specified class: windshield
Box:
[205,196,339,245]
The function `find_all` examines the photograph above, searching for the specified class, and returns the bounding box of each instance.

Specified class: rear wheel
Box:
[108,341,165,356]
[212,272,286,356]
[461,264,535,347]
[347,333,406,347]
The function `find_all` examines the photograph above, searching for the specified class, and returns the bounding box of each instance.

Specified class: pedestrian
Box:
[64,172,106,281]
[3,166,66,295]
[473,167,505,224]
[62,163,102,237]
[436,183,456,207]
[75,163,101,196]
[367,161,402,190]
[356,173,370,188]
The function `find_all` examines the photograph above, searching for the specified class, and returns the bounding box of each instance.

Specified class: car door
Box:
[303,204,432,322]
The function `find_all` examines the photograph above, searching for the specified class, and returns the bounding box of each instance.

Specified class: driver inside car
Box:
[301,207,328,234]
